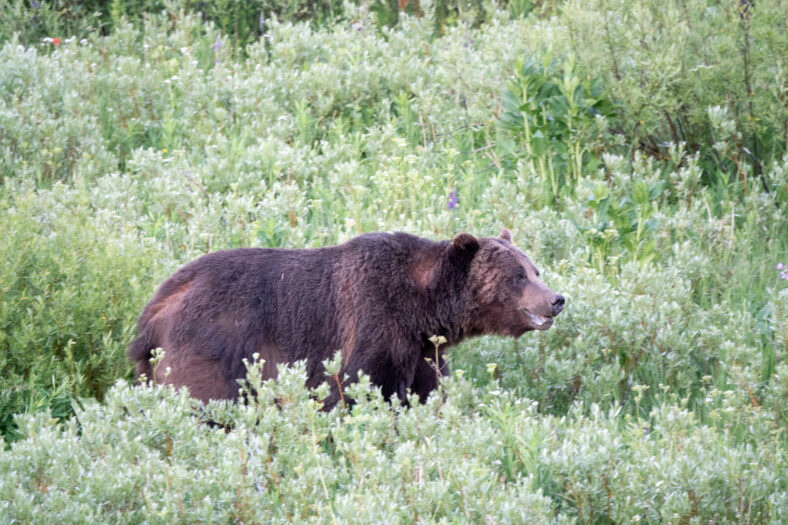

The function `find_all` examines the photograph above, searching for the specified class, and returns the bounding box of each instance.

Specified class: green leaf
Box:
[648,181,666,201]
[596,196,610,223]
[531,129,547,157]
[633,180,649,205]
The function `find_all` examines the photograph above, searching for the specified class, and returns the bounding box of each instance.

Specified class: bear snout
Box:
[551,294,565,317]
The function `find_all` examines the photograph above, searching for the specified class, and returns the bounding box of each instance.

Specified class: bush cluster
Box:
[2,366,785,523]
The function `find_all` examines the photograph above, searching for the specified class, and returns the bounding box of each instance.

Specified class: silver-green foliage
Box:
[1,363,785,523]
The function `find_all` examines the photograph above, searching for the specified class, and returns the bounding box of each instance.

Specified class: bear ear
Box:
[452,233,479,255]
[500,229,512,242]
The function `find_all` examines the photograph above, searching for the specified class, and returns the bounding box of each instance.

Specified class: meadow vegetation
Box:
[0,0,786,522]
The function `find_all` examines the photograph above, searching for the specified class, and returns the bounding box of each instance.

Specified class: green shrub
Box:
[554,0,787,193]
[0,368,784,522]
[498,57,619,202]
[0,0,344,49]
[0,183,167,441]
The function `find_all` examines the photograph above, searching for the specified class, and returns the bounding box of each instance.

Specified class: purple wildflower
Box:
[31,1,40,8]
[777,263,788,280]
[447,189,459,211]
[213,39,223,63]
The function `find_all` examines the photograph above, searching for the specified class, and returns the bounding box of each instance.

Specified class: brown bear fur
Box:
[129,230,564,408]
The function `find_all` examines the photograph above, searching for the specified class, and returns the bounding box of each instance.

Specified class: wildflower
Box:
[447,189,458,211]
[31,0,40,8]
[213,39,222,63]
[52,37,61,46]
[778,263,784,270]
[428,335,447,346]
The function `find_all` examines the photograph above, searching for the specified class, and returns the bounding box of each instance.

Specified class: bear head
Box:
[451,229,565,337]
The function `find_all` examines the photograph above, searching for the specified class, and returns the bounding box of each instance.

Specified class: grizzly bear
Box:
[129,230,564,408]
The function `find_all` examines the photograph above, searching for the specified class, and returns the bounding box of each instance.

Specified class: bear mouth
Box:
[523,309,553,330]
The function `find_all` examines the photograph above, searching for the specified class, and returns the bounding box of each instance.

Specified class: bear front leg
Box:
[321,340,426,409]
[390,350,426,407]
[410,351,449,403]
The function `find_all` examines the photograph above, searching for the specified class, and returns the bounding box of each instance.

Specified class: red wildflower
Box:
[52,37,61,46]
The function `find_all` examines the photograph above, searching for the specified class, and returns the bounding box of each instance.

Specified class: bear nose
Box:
[551,294,565,316]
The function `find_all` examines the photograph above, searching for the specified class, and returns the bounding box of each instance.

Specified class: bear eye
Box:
[513,269,527,286]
